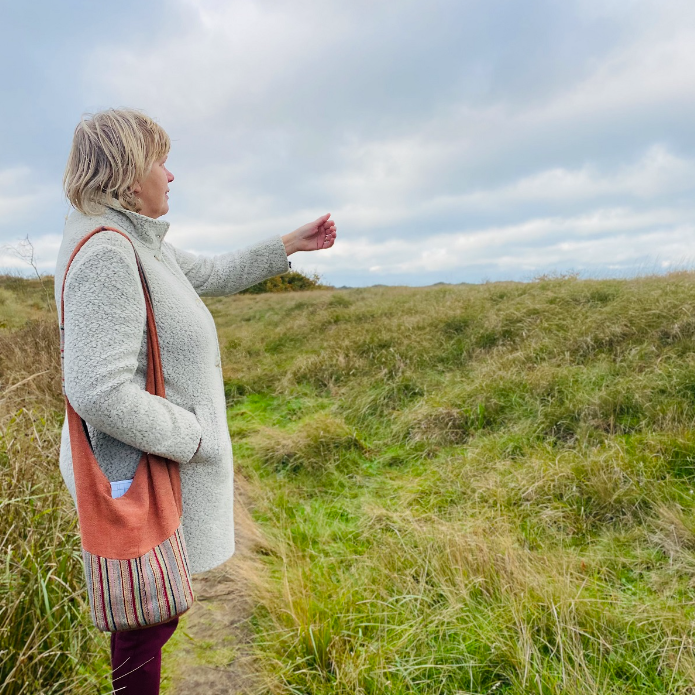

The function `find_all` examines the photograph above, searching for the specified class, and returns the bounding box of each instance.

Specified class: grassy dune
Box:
[207,275,695,694]
[6,272,695,693]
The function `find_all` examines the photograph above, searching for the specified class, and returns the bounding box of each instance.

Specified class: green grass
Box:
[9,271,695,693]
[209,274,695,694]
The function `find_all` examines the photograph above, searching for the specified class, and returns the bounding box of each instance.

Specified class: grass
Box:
[207,274,695,694]
[0,277,109,694]
[9,271,695,693]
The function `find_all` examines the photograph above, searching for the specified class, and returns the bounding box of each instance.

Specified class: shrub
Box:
[240,270,324,294]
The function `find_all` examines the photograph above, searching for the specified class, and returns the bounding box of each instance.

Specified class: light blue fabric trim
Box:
[110,478,133,499]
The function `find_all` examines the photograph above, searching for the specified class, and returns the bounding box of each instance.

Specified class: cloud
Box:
[426,146,695,210]
[5,0,695,285]
[299,206,695,279]
[0,168,43,220]
[0,168,59,230]
[0,167,64,272]
[84,0,337,127]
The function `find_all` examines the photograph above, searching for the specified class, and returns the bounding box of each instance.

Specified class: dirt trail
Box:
[162,481,268,694]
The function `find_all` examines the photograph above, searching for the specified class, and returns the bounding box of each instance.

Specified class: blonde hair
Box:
[63,108,170,215]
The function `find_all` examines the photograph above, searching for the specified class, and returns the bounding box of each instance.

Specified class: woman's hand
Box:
[282,213,337,255]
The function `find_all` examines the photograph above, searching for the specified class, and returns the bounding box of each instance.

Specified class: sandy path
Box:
[162,481,268,694]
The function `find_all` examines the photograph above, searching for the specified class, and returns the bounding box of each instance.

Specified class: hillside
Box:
[209,274,695,694]
[5,273,695,693]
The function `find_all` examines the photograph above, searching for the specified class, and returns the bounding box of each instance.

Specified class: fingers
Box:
[319,226,337,249]
[318,219,336,234]
[316,217,336,248]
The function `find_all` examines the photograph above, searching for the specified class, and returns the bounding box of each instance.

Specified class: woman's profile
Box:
[56,108,336,693]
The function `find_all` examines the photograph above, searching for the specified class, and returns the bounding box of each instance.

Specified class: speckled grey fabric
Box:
[55,206,289,574]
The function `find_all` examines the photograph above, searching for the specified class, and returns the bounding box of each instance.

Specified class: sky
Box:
[2,0,695,287]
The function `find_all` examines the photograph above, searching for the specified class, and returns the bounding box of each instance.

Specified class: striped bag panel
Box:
[83,526,194,632]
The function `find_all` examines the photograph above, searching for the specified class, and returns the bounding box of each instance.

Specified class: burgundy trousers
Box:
[110,617,179,694]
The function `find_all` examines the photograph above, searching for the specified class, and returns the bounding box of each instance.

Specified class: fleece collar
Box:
[104,206,170,251]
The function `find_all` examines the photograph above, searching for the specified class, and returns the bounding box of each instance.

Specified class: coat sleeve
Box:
[165,236,289,296]
[62,234,202,464]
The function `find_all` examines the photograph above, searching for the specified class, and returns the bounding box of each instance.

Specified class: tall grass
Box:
[9,271,695,693]
[0,277,108,694]
[207,274,695,693]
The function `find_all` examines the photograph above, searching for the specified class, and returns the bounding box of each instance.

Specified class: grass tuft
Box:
[251,412,364,473]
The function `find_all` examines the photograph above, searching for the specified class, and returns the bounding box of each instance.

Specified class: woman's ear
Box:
[131,181,142,195]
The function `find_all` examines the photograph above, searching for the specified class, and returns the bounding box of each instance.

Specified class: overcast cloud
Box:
[1,0,695,285]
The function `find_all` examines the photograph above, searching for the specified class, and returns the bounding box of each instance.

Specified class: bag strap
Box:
[59,225,165,400]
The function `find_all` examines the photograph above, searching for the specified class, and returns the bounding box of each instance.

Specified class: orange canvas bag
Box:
[60,226,195,632]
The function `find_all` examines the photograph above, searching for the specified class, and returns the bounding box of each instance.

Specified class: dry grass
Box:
[0,276,108,694]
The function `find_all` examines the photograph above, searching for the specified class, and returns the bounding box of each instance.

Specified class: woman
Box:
[56,108,336,693]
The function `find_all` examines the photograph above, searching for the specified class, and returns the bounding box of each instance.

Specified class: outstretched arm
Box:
[167,236,289,296]
[168,214,337,296]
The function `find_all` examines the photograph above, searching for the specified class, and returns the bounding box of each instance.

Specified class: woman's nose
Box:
[166,168,174,183]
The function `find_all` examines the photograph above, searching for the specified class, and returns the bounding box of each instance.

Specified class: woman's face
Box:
[133,155,174,219]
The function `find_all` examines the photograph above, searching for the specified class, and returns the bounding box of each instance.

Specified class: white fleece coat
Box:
[55,206,289,574]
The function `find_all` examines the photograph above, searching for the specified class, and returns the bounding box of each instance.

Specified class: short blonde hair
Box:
[63,108,170,215]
